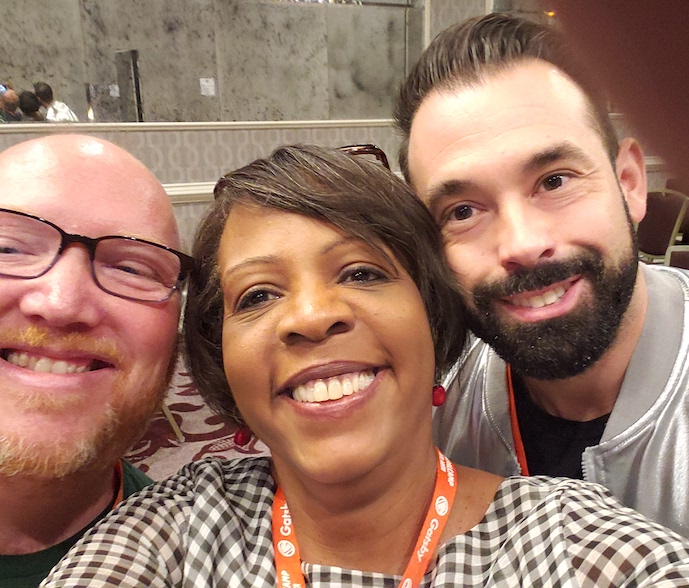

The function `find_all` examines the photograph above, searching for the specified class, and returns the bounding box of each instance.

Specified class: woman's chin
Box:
[273,444,387,488]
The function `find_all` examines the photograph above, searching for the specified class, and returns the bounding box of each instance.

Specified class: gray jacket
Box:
[434,263,689,538]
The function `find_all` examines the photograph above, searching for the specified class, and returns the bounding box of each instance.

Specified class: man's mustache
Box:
[0,326,122,365]
[473,251,604,303]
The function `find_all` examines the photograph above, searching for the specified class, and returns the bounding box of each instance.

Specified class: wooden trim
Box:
[165,182,215,205]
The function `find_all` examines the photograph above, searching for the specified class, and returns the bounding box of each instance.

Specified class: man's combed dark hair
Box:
[184,144,468,422]
[394,12,619,180]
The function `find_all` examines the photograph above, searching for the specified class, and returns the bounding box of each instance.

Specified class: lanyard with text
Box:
[271,449,458,588]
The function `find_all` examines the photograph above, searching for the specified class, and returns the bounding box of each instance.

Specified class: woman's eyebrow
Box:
[221,236,361,281]
[319,235,360,256]
[221,255,279,282]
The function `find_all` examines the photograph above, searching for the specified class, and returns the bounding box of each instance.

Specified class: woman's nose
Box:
[277,283,355,345]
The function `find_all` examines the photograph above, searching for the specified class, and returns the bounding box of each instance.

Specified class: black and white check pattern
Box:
[42,457,689,587]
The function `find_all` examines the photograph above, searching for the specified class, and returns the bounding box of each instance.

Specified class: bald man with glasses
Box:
[0,135,190,587]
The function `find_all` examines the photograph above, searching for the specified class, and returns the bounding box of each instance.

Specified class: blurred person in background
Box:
[2,89,23,123]
[18,91,45,122]
[33,82,78,122]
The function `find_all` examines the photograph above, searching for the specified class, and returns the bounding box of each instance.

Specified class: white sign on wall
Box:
[199,78,216,97]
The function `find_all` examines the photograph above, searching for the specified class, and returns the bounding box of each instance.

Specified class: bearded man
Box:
[396,13,689,538]
[0,134,190,586]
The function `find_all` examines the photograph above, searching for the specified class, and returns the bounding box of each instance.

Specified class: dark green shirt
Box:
[0,460,152,588]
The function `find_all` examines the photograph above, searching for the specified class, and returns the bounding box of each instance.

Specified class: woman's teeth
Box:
[292,370,375,403]
[6,351,90,374]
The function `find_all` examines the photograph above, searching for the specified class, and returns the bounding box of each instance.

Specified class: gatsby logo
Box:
[435,495,449,516]
[279,502,293,536]
[277,539,296,557]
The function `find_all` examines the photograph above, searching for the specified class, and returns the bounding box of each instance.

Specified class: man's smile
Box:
[504,279,575,309]
[3,350,111,374]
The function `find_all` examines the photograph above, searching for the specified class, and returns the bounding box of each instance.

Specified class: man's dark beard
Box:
[466,244,638,380]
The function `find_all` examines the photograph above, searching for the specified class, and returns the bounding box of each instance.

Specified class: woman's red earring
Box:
[233,425,252,447]
[432,385,446,407]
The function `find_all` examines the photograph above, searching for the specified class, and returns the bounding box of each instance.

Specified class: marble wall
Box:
[425,0,559,45]
[81,0,221,123]
[427,0,487,43]
[325,4,410,120]
[0,0,88,119]
[1,0,420,123]
[217,1,329,121]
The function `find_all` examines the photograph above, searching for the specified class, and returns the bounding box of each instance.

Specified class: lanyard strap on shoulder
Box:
[272,449,457,588]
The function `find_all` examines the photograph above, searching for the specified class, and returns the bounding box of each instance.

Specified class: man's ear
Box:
[616,137,647,224]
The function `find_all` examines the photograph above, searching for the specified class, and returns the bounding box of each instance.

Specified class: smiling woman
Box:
[43,145,689,587]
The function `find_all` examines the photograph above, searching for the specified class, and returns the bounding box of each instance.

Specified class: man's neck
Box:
[0,463,118,555]
[522,271,648,421]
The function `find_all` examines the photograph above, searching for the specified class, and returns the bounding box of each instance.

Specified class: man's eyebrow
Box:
[424,142,593,213]
[425,179,474,215]
[523,142,594,173]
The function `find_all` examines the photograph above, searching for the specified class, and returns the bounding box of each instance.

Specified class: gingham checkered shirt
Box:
[41,457,689,587]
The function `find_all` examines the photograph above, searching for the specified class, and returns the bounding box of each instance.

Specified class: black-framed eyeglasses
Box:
[339,144,390,169]
[0,208,193,303]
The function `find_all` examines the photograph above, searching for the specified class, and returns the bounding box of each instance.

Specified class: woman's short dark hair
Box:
[184,144,468,422]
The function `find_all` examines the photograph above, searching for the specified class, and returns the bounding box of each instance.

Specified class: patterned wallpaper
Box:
[0,120,401,183]
[0,120,403,251]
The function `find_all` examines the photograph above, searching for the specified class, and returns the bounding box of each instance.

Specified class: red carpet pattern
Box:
[125,358,269,480]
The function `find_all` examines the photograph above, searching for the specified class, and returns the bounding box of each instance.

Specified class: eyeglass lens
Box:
[0,210,183,302]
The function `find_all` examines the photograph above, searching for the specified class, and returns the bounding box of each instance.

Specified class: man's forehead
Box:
[1,136,126,172]
[0,138,180,247]
[419,60,590,129]
[0,144,137,204]
[408,60,599,182]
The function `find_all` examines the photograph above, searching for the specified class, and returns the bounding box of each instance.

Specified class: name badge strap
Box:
[272,487,305,588]
[272,449,458,588]
[398,449,457,588]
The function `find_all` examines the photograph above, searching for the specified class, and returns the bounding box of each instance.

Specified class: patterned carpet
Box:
[125,358,269,480]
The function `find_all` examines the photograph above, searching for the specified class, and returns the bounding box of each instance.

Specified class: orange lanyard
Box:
[506,365,530,476]
[272,449,457,588]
